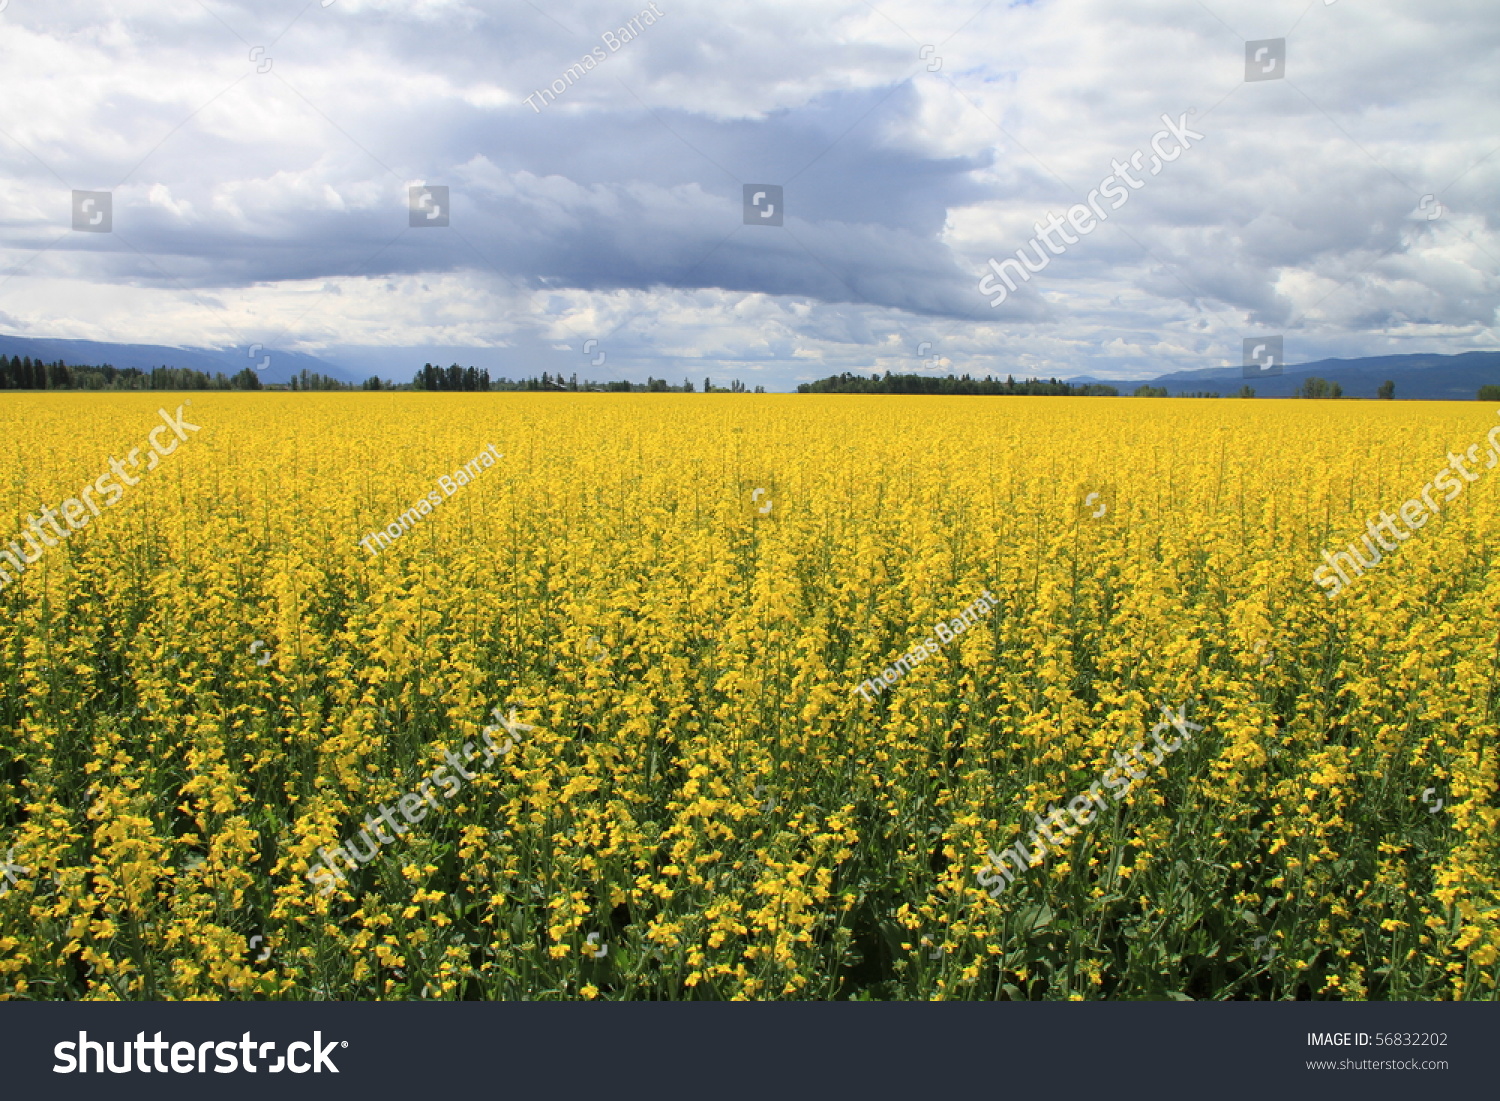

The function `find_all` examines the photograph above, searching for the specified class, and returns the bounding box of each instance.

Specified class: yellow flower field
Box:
[0,391,1497,1000]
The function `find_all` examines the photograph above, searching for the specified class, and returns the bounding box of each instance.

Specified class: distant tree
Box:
[1377,379,1395,400]
[1478,385,1500,402]
[1235,385,1256,399]
[704,377,711,393]
[149,365,215,390]
[1132,384,1169,397]
[1296,377,1336,398]
[232,367,263,389]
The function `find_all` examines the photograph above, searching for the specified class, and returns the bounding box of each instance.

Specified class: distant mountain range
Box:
[1134,351,1500,400]
[0,335,361,386]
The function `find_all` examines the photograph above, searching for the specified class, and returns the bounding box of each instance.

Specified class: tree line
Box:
[411,364,764,392]
[0,355,365,391]
[797,372,1120,395]
[0,356,763,393]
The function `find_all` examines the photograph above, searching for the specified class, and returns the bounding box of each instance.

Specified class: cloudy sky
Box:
[0,0,1495,388]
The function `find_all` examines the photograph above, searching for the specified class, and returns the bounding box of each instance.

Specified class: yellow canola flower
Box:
[0,392,1495,1001]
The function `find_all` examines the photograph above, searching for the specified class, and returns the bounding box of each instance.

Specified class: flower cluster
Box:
[978,704,1202,897]
[307,707,531,895]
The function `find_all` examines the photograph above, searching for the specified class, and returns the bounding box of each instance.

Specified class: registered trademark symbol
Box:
[341,1041,348,1047]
